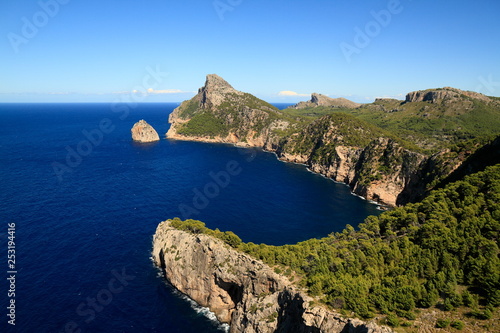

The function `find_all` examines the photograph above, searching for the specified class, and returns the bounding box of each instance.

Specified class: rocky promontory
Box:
[166,74,289,150]
[131,119,160,143]
[165,75,500,206]
[152,220,393,333]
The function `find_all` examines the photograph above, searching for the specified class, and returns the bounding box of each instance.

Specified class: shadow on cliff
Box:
[436,135,500,189]
[275,290,374,333]
[275,290,320,333]
[396,136,500,206]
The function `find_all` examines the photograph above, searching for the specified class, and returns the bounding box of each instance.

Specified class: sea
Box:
[0,103,381,333]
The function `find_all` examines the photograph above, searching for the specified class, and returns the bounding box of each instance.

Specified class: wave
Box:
[171,288,230,332]
[150,257,230,332]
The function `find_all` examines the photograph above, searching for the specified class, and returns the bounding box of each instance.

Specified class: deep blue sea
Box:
[0,103,381,333]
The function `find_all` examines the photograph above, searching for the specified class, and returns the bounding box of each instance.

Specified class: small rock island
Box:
[131,119,160,143]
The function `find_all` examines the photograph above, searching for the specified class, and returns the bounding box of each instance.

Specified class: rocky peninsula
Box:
[152,219,393,333]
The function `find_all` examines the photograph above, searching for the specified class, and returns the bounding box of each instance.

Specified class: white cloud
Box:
[278,90,309,97]
[146,88,184,94]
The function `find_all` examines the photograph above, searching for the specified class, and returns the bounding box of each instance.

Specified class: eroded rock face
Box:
[290,93,361,109]
[405,87,491,104]
[152,220,393,333]
[165,75,485,207]
[166,74,287,148]
[131,120,160,143]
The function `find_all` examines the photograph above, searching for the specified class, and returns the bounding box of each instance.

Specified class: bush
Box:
[221,231,242,248]
[396,310,416,320]
[436,318,451,328]
[450,320,464,330]
[469,309,492,320]
[386,314,399,327]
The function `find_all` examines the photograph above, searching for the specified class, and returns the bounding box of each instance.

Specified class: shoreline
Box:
[165,133,388,210]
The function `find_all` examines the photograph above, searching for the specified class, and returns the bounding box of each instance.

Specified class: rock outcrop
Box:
[166,74,288,150]
[165,75,496,206]
[131,120,160,142]
[290,93,361,109]
[405,87,491,104]
[276,118,428,206]
[152,220,393,333]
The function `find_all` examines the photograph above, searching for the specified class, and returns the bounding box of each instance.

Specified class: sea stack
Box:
[131,120,160,143]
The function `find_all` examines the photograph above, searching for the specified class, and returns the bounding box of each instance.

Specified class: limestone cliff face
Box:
[131,119,160,142]
[405,87,491,104]
[276,117,428,206]
[152,220,393,333]
[290,93,361,109]
[165,75,488,207]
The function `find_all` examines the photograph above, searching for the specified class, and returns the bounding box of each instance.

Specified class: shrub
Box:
[450,320,464,330]
[436,318,451,328]
[386,314,399,327]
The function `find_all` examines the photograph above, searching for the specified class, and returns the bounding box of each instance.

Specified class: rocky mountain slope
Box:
[152,219,393,333]
[166,76,500,206]
[343,87,500,151]
[167,74,291,150]
[289,93,361,109]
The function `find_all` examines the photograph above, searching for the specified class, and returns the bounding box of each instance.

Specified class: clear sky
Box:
[1,0,499,103]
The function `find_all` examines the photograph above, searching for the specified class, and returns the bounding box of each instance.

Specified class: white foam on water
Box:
[172,289,230,333]
[150,256,230,332]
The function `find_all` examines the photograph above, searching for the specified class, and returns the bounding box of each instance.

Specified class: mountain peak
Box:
[203,74,234,90]
[196,74,239,108]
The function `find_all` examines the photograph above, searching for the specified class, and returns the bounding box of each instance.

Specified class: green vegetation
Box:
[177,98,202,119]
[283,106,349,119]
[169,218,242,248]
[170,165,500,324]
[282,94,500,153]
[338,97,500,152]
[177,112,228,137]
[451,320,465,330]
[436,318,451,328]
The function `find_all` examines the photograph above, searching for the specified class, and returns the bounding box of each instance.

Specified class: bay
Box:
[0,103,380,332]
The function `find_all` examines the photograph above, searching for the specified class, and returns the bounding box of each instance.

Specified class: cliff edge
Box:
[152,220,393,333]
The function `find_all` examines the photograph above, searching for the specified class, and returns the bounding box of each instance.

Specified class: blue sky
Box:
[1,0,499,103]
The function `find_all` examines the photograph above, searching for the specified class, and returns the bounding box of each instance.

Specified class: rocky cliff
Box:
[165,75,499,206]
[275,115,429,206]
[152,220,393,333]
[290,93,361,109]
[167,74,291,150]
[405,87,492,104]
[131,119,160,142]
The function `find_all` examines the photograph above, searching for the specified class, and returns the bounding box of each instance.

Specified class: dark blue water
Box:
[0,103,380,332]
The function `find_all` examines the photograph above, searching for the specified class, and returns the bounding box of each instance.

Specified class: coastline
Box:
[165,133,388,209]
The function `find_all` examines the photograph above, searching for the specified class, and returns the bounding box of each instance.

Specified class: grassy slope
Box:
[283,97,500,153]
[176,92,296,138]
